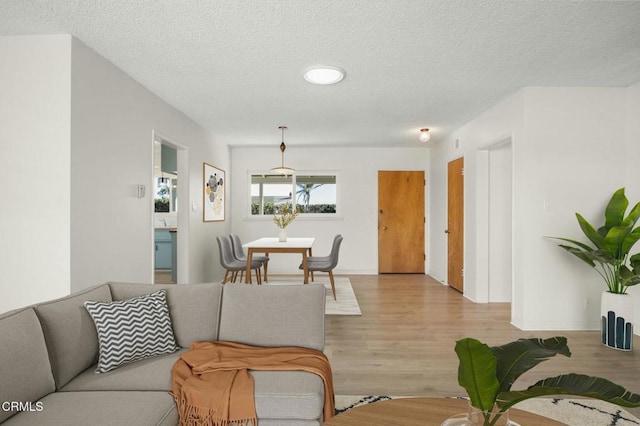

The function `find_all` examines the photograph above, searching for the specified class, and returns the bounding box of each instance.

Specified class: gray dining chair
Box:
[299,235,343,300]
[216,235,262,284]
[230,233,270,282]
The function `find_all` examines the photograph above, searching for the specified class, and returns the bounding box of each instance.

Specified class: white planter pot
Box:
[278,229,287,242]
[601,291,634,351]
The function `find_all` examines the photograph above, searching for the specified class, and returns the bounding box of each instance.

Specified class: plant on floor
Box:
[550,187,640,294]
[273,203,299,229]
[454,336,640,426]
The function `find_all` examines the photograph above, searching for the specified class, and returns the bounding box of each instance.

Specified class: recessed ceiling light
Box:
[303,66,345,85]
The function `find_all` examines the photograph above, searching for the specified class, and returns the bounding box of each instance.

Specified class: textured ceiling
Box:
[2,1,640,147]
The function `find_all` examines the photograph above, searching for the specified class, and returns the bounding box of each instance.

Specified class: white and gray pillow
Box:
[84,290,178,373]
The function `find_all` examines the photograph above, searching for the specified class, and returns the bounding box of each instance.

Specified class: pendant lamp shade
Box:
[271,126,295,175]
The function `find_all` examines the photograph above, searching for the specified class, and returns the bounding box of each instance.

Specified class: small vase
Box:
[601,291,634,351]
[442,404,519,426]
[278,229,287,242]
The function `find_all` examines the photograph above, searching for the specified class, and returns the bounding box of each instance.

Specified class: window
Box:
[251,173,337,216]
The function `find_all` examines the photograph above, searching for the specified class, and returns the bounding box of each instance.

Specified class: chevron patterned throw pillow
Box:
[84,289,179,373]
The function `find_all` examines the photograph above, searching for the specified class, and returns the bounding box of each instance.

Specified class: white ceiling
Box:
[2,1,640,147]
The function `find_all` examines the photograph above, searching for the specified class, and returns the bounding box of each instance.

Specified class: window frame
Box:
[248,170,341,219]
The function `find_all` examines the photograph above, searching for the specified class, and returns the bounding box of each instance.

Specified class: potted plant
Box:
[273,203,299,242]
[444,336,640,426]
[550,187,640,350]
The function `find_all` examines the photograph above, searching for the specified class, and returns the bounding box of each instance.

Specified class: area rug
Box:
[265,276,361,315]
[335,395,640,425]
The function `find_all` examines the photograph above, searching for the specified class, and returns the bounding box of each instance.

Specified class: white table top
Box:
[243,237,315,249]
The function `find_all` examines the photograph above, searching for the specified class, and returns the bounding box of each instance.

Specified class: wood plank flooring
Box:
[325,274,640,417]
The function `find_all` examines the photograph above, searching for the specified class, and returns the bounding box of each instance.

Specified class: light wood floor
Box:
[154,270,175,284]
[325,274,640,416]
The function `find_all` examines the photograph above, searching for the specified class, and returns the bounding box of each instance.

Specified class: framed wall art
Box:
[203,162,225,222]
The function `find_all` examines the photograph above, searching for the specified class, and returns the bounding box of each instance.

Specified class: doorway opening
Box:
[477,136,513,303]
[152,131,189,284]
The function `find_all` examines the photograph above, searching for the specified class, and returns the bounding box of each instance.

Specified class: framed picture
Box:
[203,162,225,222]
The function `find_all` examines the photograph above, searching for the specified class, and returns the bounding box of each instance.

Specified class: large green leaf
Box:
[577,213,606,249]
[620,265,640,287]
[559,245,615,267]
[605,188,628,230]
[557,245,596,267]
[551,237,595,252]
[455,338,500,411]
[491,337,571,394]
[622,227,640,255]
[496,373,640,411]
[622,202,640,228]
[603,225,632,257]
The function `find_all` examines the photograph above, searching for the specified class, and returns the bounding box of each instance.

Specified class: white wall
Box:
[429,90,525,313]
[431,86,637,332]
[230,146,430,276]
[488,142,513,302]
[518,87,627,330]
[624,81,640,329]
[69,38,230,291]
[0,35,229,313]
[0,35,72,312]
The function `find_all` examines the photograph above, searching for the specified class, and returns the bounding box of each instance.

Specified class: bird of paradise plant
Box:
[550,187,640,294]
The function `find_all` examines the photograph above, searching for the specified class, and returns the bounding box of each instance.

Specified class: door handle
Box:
[444,230,449,234]
[382,226,387,230]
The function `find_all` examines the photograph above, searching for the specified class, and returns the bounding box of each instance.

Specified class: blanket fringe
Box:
[174,397,257,426]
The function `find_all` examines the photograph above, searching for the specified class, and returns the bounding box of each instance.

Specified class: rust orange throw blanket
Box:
[171,341,335,425]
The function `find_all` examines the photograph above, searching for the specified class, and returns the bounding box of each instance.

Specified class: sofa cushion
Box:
[108,282,223,347]
[1,391,177,426]
[0,308,56,424]
[84,290,179,373]
[34,284,113,389]
[61,349,186,392]
[219,283,326,351]
[253,370,325,421]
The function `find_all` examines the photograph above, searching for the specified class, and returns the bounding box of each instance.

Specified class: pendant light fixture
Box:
[271,126,295,175]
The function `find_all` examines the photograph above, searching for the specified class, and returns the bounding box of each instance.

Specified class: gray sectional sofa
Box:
[0,282,328,425]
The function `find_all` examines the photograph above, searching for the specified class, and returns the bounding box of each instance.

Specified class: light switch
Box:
[192,202,198,212]
[137,185,145,198]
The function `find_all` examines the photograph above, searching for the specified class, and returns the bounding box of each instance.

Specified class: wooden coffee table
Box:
[323,397,564,425]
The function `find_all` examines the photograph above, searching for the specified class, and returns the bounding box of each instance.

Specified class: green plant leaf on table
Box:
[455,338,500,412]
[491,337,571,394]
[454,336,640,426]
[496,373,640,411]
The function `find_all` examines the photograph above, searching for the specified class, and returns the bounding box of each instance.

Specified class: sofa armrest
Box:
[218,283,325,351]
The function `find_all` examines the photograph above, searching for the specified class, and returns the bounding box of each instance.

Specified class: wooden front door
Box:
[378,171,425,273]
[447,158,464,292]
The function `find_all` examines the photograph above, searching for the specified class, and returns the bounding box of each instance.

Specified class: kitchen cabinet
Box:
[155,229,172,270]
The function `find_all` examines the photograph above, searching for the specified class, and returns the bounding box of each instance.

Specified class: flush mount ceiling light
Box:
[271,126,295,175]
[419,128,431,143]
[303,66,345,85]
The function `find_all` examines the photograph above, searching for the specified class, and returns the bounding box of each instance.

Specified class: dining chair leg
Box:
[222,270,231,284]
[328,271,337,300]
[255,269,262,285]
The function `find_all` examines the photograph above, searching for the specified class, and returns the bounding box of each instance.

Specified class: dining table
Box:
[243,237,315,284]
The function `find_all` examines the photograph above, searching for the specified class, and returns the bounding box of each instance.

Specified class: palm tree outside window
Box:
[250,173,337,216]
